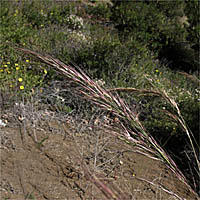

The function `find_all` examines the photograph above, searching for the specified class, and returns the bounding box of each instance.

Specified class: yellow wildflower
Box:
[44,69,47,74]
[4,64,8,67]
[16,67,20,70]
[0,69,3,72]
[7,62,10,64]
[18,78,23,82]
[15,63,19,66]
[155,69,159,73]
[19,85,24,90]
[26,59,30,63]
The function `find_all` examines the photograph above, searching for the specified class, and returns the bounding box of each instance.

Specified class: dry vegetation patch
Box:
[0,107,198,200]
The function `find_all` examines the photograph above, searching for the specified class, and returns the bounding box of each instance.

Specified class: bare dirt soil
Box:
[0,109,199,200]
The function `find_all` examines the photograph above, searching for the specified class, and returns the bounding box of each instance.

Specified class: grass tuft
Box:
[16,47,199,198]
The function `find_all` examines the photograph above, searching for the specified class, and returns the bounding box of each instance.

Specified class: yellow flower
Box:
[19,85,24,90]
[44,69,47,74]
[4,64,8,67]
[7,62,10,64]
[7,70,11,74]
[157,79,160,82]
[155,69,159,73]
[9,84,13,88]
[15,63,19,66]
[0,69,3,72]
[26,59,30,63]
[16,67,20,70]
[18,78,23,82]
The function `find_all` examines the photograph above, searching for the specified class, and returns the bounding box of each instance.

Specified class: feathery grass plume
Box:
[145,74,200,192]
[108,87,161,97]
[162,90,200,169]
[16,47,198,197]
[146,75,200,168]
[109,86,200,169]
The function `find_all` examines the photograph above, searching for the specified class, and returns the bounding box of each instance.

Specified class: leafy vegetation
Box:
[0,0,199,196]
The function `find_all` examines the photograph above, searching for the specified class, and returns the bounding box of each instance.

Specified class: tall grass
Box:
[17,47,199,198]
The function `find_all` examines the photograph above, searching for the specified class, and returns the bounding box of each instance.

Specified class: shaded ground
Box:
[0,108,198,200]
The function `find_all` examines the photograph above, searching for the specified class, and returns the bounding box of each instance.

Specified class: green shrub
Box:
[0,2,31,44]
[46,4,75,26]
[85,2,112,20]
[184,0,200,51]
[109,1,199,72]
[110,1,187,51]
[67,31,119,78]
[0,45,49,99]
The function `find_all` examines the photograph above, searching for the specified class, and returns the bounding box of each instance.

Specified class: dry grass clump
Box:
[16,47,199,198]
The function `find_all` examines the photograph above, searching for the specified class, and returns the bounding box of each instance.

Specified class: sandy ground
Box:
[0,110,198,200]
